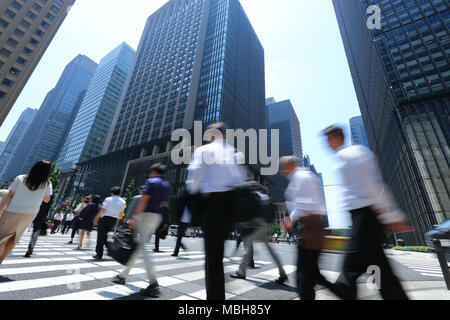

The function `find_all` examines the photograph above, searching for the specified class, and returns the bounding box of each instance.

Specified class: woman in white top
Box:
[0,160,53,264]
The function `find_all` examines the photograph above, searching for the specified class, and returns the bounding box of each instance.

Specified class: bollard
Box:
[432,239,450,290]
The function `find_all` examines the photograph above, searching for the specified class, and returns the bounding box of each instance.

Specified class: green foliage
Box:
[124,179,140,208]
[49,163,61,196]
[272,221,281,235]
[394,246,429,253]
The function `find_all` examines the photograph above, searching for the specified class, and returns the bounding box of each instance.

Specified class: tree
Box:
[124,179,140,208]
[49,162,61,196]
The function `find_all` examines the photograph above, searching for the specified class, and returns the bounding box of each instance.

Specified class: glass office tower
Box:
[266,98,303,202]
[333,0,449,244]
[349,115,369,147]
[0,0,76,125]
[0,107,36,184]
[57,43,135,171]
[79,0,266,198]
[1,54,97,183]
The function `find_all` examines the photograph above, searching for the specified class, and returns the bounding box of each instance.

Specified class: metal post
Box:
[433,239,450,290]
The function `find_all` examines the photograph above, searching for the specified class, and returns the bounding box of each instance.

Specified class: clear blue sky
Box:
[0,0,361,227]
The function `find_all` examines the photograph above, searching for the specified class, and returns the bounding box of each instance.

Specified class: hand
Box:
[128,218,137,229]
[281,217,294,234]
[93,217,99,225]
[386,220,414,233]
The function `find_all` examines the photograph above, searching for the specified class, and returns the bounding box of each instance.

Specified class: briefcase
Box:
[106,228,138,265]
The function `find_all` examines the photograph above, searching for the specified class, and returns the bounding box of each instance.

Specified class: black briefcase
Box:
[231,181,275,224]
[106,228,138,265]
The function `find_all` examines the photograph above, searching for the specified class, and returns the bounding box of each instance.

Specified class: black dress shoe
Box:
[230,272,246,280]
[24,253,31,258]
[112,275,126,285]
[153,249,160,253]
[67,240,73,244]
[275,274,288,285]
[249,262,256,268]
[139,283,160,298]
[92,255,102,260]
[171,253,178,257]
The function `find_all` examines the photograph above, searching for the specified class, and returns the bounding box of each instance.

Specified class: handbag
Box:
[106,227,138,265]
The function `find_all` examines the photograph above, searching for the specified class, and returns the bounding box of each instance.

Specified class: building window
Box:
[7,38,18,47]
[51,5,60,13]
[14,28,25,37]
[35,29,44,37]
[2,79,14,87]
[32,3,42,12]
[24,47,33,56]
[16,57,27,65]
[30,38,39,46]
[46,13,55,21]
[26,11,37,20]
[11,1,23,10]
[41,21,50,29]
[0,48,11,57]
[9,67,20,76]
[20,19,31,28]
[0,91,6,99]
[0,18,9,28]
[4,9,16,18]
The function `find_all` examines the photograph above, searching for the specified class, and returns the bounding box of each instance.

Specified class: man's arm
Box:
[128,195,151,229]
[93,208,106,225]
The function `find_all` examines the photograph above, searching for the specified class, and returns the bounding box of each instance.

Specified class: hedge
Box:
[394,246,429,253]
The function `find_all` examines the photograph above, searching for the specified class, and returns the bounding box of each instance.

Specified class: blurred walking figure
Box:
[121,186,145,224]
[230,219,288,284]
[187,123,246,300]
[0,160,52,264]
[280,156,336,300]
[153,206,169,253]
[323,125,412,300]
[112,163,169,298]
[25,199,53,257]
[68,196,90,244]
[76,195,101,250]
[172,207,191,257]
[61,211,74,235]
[51,211,64,234]
[92,187,126,260]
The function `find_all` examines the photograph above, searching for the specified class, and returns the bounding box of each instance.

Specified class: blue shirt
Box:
[142,176,170,214]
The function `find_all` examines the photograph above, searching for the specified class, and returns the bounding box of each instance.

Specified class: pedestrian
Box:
[172,207,191,257]
[112,163,169,298]
[76,195,101,250]
[231,224,255,268]
[122,186,145,224]
[279,156,337,300]
[322,125,412,300]
[51,211,64,234]
[61,211,74,235]
[153,206,168,253]
[25,199,53,257]
[92,187,126,260]
[68,196,90,244]
[186,122,246,300]
[0,160,53,264]
[230,218,288,284]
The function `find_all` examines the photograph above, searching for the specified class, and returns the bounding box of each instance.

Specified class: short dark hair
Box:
[92,195,101,204]
[207,122,227,135]
[111,187,121,195]
[322,125,344,137]
[25,160,52,191]
[150,163,167,175]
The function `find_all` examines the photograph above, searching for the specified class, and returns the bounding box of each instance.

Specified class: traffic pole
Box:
[432,239,450,290]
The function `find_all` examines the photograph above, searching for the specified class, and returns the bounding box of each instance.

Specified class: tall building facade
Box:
[57,43,135,171]
[349,115,369,146]
[0,107,36,184]
[1,54,97,183]
[266,98,303,202]
[0,0,76,125]
[333,0,449,244]
[78,0,266,198]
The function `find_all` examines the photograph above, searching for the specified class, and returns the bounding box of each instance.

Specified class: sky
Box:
[0,0,362,228]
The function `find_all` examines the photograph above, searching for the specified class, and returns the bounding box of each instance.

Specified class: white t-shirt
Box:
[101,196,126,219]
[7,175,53,215]
[65,213,74,221]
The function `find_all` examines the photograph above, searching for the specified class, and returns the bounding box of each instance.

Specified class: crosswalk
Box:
[399,258,450,279]
[1,231,328,300]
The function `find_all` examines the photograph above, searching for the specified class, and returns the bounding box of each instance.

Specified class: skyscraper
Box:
[57,43,135,171]
[0,107,36,184]
[1,54,97,183]
[0,0,76,125]
[333,0,449,244]
[78,0,266,198]
[266,98,303,202]
[349,115,369,147]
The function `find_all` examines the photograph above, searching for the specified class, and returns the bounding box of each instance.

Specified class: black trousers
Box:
[51,220,61,234]
[61,221,72,234]
[95,216,117,258]
[203,192,234,301]
[71,217,81,239]
[335,206,408,300]
[173,222,189,255]
[296,245,336,300]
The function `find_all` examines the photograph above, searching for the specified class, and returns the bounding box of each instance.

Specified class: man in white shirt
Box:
[323,125,411,300]
[280,156,336,300]
[186,122,246,300]
[92,187,126,260]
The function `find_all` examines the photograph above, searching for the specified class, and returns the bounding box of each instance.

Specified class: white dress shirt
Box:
[181,207,192,224]
[65,213,74,222]
[101,196,126,219]
[186,140,246,194]
[336,145,405,224]
[285,167,326,222]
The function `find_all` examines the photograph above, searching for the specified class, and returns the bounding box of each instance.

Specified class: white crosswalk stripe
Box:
[0,232,331,300]
[394,257,449,279]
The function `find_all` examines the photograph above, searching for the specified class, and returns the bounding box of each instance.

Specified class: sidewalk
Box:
[315,281,450,300]
[386,248,436,260]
